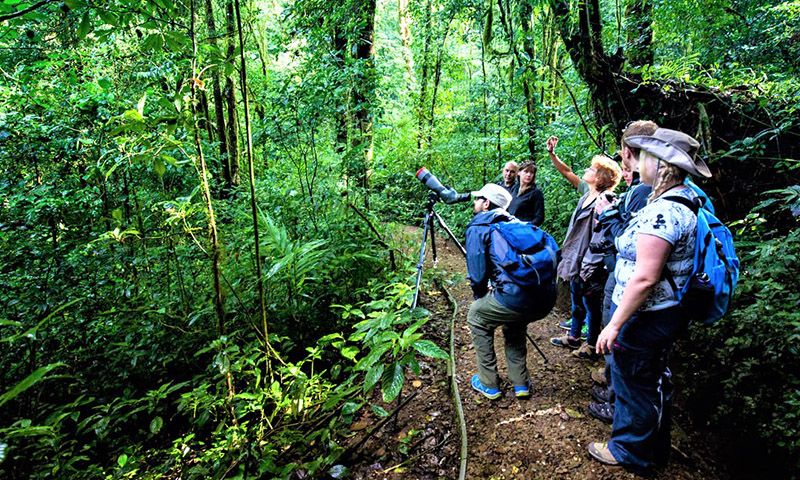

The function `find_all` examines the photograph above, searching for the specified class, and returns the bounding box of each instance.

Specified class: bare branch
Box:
[0,0,54,23]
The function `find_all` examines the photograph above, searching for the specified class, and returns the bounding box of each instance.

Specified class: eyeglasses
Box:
[476,196,487,202]
[585,167,597,173]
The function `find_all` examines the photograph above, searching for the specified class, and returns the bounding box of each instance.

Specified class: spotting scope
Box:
[415,167,470,204]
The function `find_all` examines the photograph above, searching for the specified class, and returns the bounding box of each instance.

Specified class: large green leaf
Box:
[412,340,449,359]
[149,416,163,434]
[77,11,91,40]
[354,342,391,371]
[153,158,165,177]
[381,363,404,402]
[363,363,383,393]
[0,363,67,408]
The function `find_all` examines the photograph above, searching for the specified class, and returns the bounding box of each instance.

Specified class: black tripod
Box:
[411,192,548,364]
[412,193,466,309]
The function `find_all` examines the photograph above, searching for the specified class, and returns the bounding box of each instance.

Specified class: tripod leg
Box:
[526,332,549,364]
[432,209,466,257]
[429,213,438,263]
[412,212,433,310]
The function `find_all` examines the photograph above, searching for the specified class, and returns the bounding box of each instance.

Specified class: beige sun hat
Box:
[624,128,712,178]
[471,183,512,210]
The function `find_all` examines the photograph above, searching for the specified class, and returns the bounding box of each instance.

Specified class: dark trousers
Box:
[569,277,603,346]
[602,275,617,402]
[608,306,687,475]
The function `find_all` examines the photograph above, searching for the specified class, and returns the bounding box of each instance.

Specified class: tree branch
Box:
[0,0,54,23]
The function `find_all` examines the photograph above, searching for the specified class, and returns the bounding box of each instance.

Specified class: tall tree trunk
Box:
[234,0,278,373]
[332,27,348,157]
[225,0,241,187]
[190,0,226,337]
[495,0,538,163]
[351,0,377,209]
[203,0,231,189]
[398,0,414,86]
[625,0,653,67]
[517,0,538,162]
[424,18,455,160]
[198,89,215,142]
[481,3,490,183]
[416,0,432,150]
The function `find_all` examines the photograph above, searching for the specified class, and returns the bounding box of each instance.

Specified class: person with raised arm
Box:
[546,137,621,360]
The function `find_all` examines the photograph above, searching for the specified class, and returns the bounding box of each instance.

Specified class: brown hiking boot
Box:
[590,368,607,386]
[572,343,598,359]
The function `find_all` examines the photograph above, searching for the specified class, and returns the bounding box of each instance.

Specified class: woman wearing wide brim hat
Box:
[587,128,711,474]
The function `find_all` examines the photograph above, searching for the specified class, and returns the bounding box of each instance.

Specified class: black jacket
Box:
[508,185,545,226]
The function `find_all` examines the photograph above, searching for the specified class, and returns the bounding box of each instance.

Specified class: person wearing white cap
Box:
[588,128,711,474]
[464,184,554,400]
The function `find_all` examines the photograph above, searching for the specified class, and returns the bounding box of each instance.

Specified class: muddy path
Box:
[347,232,728,480]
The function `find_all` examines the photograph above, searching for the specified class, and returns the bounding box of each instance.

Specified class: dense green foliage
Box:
[1,0,799,478]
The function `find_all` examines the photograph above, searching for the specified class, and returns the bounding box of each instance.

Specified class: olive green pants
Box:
[467,293,530,390]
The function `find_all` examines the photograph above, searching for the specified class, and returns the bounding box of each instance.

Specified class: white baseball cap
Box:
[470,183,512,210]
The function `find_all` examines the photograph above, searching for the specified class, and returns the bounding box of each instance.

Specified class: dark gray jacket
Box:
[557,192,597,282]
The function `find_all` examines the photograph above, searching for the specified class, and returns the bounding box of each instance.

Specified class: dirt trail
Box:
[348,232,727,480]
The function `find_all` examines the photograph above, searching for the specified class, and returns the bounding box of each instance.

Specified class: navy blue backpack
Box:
[489,220,560,287]
[664,196,740,325]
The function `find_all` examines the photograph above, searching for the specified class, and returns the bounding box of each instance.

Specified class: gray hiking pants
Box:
[467,293,530,390]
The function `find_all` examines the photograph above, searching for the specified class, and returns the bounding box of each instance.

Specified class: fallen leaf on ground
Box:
[565,408,585,419]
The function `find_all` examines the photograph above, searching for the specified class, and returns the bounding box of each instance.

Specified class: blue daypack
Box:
[685,179,716,215]
[489,220,560,287]
[664,196,739,325]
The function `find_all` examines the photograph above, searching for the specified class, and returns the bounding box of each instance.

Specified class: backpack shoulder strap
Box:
[663,195,701,215]
[660,195,701,296]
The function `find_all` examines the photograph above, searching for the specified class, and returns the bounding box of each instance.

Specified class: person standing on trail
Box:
[465,183,555,400]
[545,137,621,360]
[497,161,519,195]
[588,120,657,424]
[507,161,545,226]
[588,129,711,475]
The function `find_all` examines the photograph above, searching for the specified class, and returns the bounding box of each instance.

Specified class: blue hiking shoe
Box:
[514,381,532,398]
[471,375,501,400]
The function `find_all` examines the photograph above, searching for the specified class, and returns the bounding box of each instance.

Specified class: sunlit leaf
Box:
[412,340,449,359]
[381,363,404,402]
[149,416,163,434]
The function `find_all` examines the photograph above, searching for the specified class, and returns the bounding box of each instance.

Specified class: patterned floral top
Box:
[612,186,698,311]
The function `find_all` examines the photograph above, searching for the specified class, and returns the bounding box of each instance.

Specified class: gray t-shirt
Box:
[613,187,697,311]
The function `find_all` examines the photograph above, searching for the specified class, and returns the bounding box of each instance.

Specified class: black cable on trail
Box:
[436,279,468,480]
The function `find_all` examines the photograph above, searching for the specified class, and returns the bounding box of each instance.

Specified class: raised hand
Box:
[546,136,558,153]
